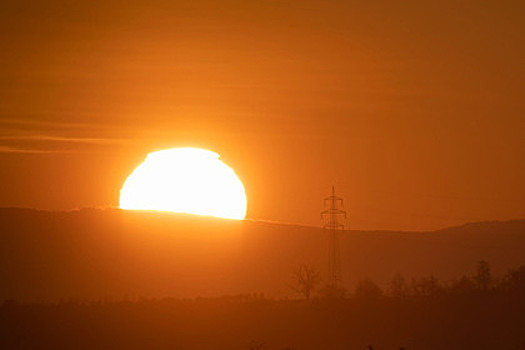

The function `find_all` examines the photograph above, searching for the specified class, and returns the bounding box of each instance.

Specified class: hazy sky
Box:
[0,0,523,230]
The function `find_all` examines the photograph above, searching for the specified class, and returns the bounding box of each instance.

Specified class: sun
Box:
[120,147,247,219]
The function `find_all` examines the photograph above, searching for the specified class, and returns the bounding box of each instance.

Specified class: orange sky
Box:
[0,0,523,230]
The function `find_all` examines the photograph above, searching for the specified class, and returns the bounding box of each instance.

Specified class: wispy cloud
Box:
[0,117,112,130]
[0,134,130,145]
[0,146,73,154]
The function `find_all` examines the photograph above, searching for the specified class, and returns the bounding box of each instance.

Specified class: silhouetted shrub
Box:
[354,279,383,300]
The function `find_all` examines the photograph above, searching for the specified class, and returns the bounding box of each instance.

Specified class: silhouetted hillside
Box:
[0,208,524,302]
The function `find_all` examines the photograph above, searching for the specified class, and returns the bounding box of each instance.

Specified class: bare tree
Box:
[389,273,410,298]
[475,260,492,291]
[411,274,441,297]
[504,265,525,291]
[291,264,321,300]
[450,275,475,294]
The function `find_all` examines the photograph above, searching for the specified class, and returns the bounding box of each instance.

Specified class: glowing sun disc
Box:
[120,147,247,219]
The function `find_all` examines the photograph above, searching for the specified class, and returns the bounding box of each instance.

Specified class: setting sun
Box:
[120,147,247,219]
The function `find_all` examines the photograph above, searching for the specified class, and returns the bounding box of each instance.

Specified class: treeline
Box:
[292,261,525,300]
[1,262,524,350]
[360,261,525,298]
[2,261,524,306]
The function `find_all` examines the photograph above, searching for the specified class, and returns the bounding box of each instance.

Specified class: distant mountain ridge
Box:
[0,207,524,302]
[2,206,524,233]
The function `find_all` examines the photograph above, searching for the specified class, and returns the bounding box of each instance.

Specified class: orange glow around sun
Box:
[120,148,247,219]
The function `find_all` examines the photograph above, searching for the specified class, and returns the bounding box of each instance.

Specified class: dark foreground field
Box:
[2,287,524,350]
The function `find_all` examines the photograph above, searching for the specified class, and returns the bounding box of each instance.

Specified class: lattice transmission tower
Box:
[321,186,346,286]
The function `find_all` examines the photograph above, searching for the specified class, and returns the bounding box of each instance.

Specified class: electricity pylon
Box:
[321,186,346,286]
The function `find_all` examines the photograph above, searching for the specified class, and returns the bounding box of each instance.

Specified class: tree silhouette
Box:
[502,265,525,291]
[354,279,383,300]
[317,282,347,299]
[412,274,441,297]
[291,264,321,300]
[389,273,410,298]
[450,275,475,294]
[475,260,492,291]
